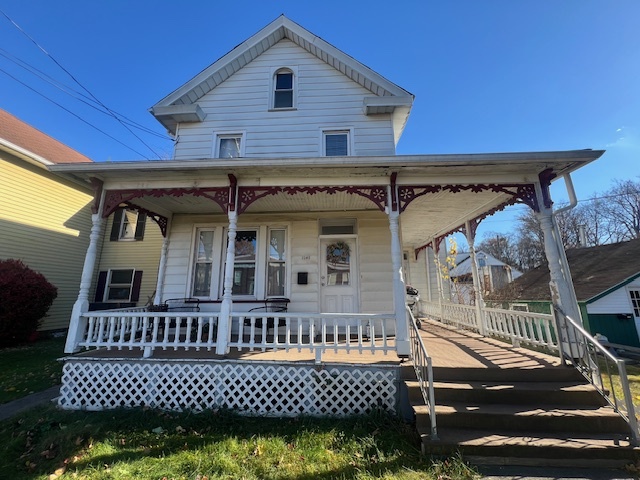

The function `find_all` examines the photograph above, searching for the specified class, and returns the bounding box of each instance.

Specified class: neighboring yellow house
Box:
[0,108,93,331]
[0,109,164,332]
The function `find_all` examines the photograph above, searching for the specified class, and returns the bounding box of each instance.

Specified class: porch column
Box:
[534,183,582,325]
[433,239,445,321]
[465,220,486,335]
[65,212,105,353]
[154,216,172,304]
[388,208,410,356]
[216,209,237,355]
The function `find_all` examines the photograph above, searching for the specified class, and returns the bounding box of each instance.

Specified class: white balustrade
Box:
[484,307,558,350]
[77,310,394,359]
[80,311,220,353]
[228,313,394,357]
[441,302,478,330]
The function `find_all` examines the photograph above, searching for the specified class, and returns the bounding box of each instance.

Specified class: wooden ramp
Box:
[407,319,640,468]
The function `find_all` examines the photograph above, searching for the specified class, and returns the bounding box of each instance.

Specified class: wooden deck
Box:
[71,318,561,370]
[419,318,561,369]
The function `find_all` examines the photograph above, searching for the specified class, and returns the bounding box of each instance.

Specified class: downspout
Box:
[552,173,581,323]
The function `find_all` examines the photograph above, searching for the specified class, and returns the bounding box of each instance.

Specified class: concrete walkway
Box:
[0,385,59,421]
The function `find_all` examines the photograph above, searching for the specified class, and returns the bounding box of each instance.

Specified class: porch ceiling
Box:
[49,150,604,245]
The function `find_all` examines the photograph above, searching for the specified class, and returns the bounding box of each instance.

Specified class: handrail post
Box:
[617,358,639,445]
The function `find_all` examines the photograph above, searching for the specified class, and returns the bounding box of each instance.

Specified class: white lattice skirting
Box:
[58,359,398,416]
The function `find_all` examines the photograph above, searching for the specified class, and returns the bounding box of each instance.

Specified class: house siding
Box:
[174,39,396,160]
[587,277,640,315]
[0,153,92,330]
[160,212,392,313]
[92,214,164,306]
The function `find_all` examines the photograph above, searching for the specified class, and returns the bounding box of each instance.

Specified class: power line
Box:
[0,48,168,139]
[0,67,150,157]
[0,8,163,159]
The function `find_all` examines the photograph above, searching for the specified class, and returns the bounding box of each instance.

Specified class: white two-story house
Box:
[51,15,603,415]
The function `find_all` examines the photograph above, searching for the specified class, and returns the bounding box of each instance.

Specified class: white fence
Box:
[420,300,559,352]
[484,307,559,351]
[77,310,395,361]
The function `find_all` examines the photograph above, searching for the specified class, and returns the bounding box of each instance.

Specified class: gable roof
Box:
[0,109,92,166]
[150,15,414,141]
[450,251,522,278]
[502,239,640,303]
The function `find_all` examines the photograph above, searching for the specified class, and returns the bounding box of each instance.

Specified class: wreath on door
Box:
[326,241,350,264]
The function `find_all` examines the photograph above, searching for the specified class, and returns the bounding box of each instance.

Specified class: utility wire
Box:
[0,8,162,159]
[0,48,168,139]
[0,67,149,157]
[0,48,170,140]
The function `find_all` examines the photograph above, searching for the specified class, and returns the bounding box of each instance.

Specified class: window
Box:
[267,229,286,296]
[232,230,258,296]
[106,269,134,301]
[216,134,243,158]
[323,130,349,156]
[192,230,215,297]
[320,219,356,235]
[110,208,146,241]
[630,290,640,318]
[273,69,293,109]
[94,269,143,304]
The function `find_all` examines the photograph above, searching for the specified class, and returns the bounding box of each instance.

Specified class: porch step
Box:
[407,366,639,466]
[424,428,637,466]
[406,380,607,407]
[418,403,628,434]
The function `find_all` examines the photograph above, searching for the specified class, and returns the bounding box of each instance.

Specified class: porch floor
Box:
[72,339,401,366]
[418,318,561,369]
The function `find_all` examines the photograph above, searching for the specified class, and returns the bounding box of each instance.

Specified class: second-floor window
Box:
[273,69,294,109]
[110,208,146,241]
[323,130,350,156]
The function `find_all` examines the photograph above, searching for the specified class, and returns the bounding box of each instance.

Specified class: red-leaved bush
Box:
[0,259,57,347]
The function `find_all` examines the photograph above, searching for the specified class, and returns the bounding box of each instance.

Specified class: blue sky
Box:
[1,1,638,242]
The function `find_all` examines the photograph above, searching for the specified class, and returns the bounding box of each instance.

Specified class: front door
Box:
[320,238,359,313]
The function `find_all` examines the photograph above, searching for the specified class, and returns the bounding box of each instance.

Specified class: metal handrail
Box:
[554,307,639,444]
[407,306,438,440]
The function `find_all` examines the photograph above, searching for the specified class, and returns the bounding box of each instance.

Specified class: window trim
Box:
[629,288,640,319]
[213,131,246,158]
[320,127,353,156]
[187,225,223,300]
[269,66,298,111]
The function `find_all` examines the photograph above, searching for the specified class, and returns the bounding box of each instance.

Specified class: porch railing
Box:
[554,308,639,443]
[76,309,394,361]
[420,300,559,352]
[79,310,220,353]
[228,313,394,362]
[484,307,559,352]
[407,306,437,440]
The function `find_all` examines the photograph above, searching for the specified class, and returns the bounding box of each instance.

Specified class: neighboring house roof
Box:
[450,251,522,278]
[0,108,92,166]
[150,15,414,142]
[503,239,640,303]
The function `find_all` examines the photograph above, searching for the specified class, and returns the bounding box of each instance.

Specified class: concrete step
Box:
[416,403,629,434]
[432,366,584,383]
[420,427,639,467]
[406,380,607,407]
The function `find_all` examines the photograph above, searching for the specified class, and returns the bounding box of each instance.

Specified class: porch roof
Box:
[49,149,604,246]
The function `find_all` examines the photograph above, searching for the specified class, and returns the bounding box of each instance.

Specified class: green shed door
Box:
[587,314,640,348]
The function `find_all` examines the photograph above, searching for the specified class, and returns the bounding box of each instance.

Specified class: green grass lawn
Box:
[0,337,65,404]
[0,406,478,480]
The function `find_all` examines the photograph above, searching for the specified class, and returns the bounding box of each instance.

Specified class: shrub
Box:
[0,259,57,347]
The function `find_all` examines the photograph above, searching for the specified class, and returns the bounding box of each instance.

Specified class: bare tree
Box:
[600,179,640,241]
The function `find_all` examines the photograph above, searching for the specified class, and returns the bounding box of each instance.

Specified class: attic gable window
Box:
[273,69,294,109]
